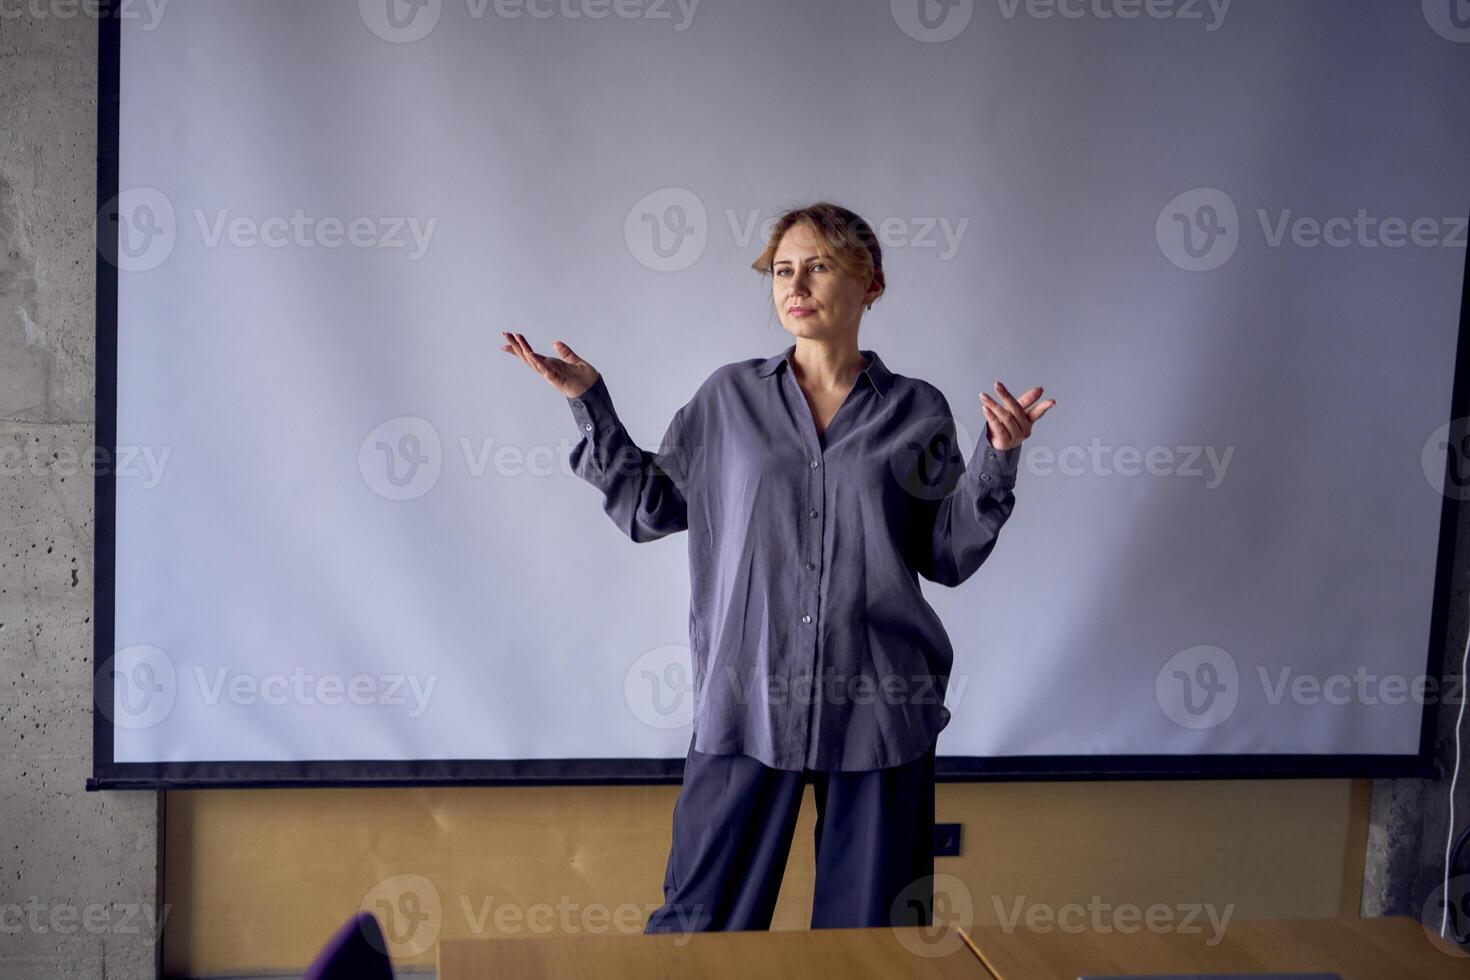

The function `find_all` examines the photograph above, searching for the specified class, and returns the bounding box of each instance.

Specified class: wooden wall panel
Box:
[161,778,1369,976]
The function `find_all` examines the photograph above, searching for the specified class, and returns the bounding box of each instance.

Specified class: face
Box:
[771,221,879,341]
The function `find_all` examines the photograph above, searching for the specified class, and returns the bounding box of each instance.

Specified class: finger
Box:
[503,331,534,369]
[994,380,1029,420]
[514,333,552,378]
[1027,398,1057,422]
[981,391,1023,433]
[1015,385,1045,409]
[502,332,533,367]
[986,388,1033,440]
[981,404,1017,449]
[521,335,571,388]
[554,339,584,366]
[981,397,1020,442]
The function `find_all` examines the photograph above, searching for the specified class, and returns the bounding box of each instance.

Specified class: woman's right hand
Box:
[500,332,600,399]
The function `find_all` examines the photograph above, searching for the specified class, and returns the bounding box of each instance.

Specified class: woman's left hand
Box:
[980,381,1055,451]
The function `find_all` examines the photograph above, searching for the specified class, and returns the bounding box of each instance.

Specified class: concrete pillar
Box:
[1364,479,1470,945]
[0,9,161,979]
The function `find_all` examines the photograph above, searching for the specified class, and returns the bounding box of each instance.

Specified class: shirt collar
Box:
[755,343,893,398]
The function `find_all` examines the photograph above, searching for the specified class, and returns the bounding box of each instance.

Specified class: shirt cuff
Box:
[567,374,616,435]
[972,425,1020,493]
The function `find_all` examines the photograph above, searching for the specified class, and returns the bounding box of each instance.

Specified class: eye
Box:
[774,263,824,276]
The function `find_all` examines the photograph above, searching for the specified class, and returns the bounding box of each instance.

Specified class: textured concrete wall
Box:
[0,8,161,980]
[1364,486,1470,939]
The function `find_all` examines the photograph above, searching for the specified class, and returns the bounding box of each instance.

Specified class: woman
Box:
[501,202,1054,933]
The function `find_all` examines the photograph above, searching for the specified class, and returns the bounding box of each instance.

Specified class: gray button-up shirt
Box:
[566,343,1020,771]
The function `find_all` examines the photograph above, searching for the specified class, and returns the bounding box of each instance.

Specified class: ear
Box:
[867,272,885,304]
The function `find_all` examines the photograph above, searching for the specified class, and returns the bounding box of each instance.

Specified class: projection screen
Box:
[91,0,1470,787]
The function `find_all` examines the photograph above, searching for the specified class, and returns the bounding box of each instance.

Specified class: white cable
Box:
[1440,601,1469,938]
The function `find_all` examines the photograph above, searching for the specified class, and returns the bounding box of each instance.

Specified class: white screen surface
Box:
[104,0,1470,772]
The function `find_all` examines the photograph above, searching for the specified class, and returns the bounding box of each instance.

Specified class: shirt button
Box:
[809,509,818,519]
[801,614,812,624]
[573,400,583,408]
[810,459,819,468]
[805,561,815,571]
[981,473,991,482]
[583,423,593,432]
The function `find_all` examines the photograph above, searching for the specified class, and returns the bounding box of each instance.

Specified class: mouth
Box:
[788,307,814,316]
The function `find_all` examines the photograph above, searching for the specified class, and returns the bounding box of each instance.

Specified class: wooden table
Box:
[960,914,1466,979]
[438,924,991,978]
[438,916,1465,979]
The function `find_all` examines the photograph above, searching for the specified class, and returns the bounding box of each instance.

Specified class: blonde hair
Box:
[750,201,885,309]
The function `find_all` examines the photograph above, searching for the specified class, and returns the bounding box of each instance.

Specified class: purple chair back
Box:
[303,911,396,980]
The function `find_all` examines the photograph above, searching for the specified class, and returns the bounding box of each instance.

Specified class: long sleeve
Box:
[566,374,690,543]
[908,397,1020,587]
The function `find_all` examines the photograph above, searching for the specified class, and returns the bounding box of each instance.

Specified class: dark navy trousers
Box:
[643,735,937,933]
